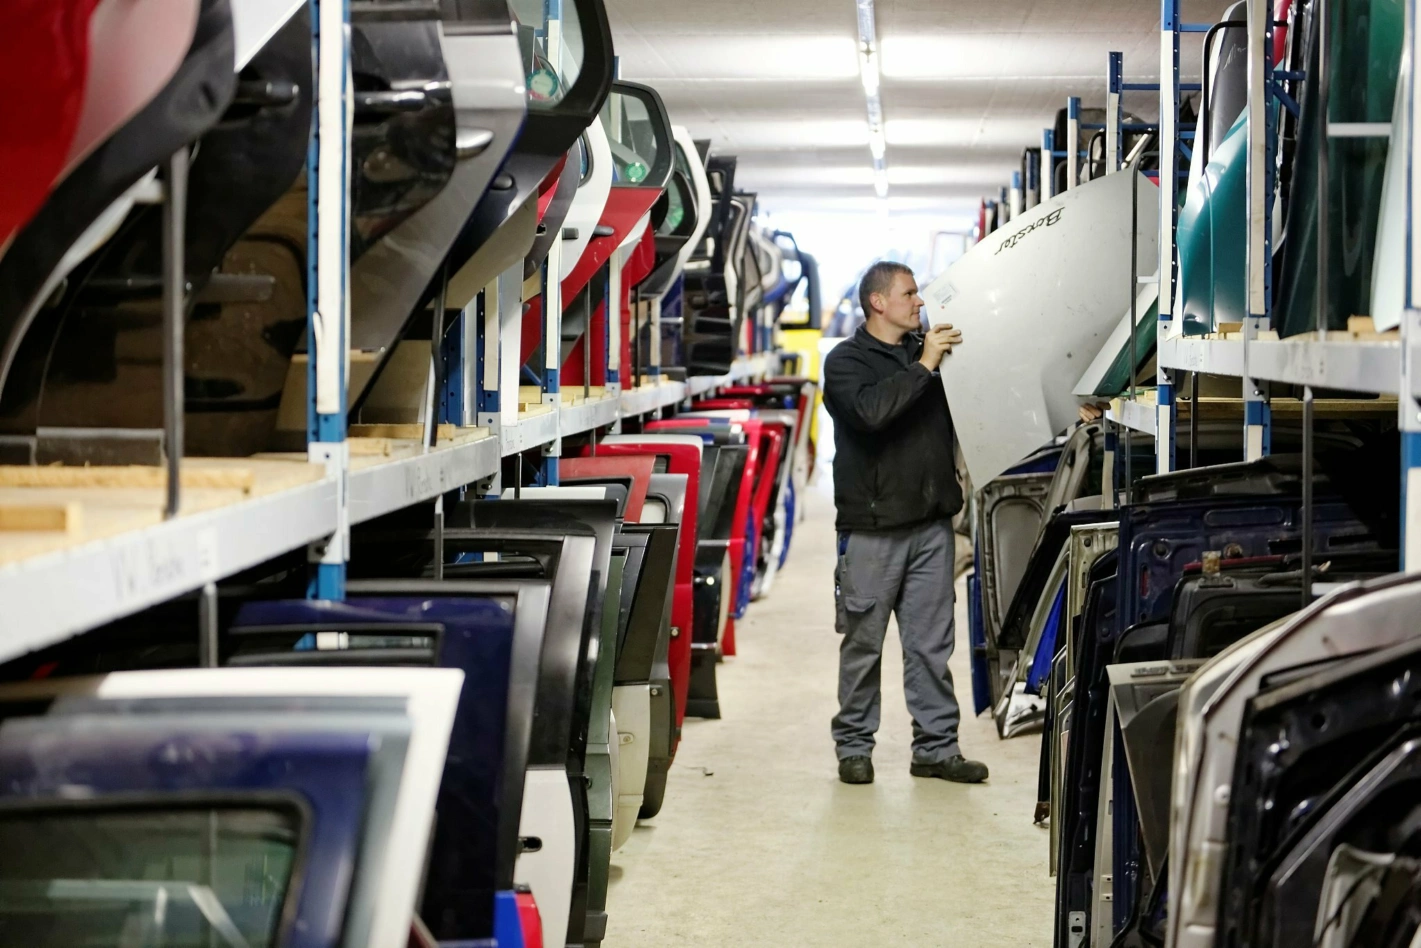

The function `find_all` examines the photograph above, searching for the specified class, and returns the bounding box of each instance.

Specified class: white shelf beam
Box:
[1157,334,1246,376]
[0,351,774,652]
[1107,399,1157,436]
[501,409,561,455]
[348,434,500,524]
[0,477,339,661]
[561,395,621,438]
[1157,333,1403,394]
[619,381,687,416]
[1248,339,1402,394]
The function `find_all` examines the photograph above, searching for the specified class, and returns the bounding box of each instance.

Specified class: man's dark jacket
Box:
[823,326,963,532]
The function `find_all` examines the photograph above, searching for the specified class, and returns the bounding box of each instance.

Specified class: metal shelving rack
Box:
[0,3,779,655]
[1106,0,1421,568]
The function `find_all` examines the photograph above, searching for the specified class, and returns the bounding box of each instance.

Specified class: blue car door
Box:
[226,586,548,946]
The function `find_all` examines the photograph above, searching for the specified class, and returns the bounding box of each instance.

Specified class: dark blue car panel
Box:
[1058,488,1381,946]
[1118,498,1377,637]
[231,595,522,942]
[0,720,374,948]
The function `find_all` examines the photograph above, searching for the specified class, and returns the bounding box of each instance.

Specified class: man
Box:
[821,260,988,786]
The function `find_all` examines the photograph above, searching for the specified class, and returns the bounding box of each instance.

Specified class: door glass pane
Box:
[0,806,299,947]
[509,0,584,109]
[657,176,687,236]
[577,134,591,183]
[600,92,658,185]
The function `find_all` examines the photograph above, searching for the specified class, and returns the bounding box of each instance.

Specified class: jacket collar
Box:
[854,324,922,358]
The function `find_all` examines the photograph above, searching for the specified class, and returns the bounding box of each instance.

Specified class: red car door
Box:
[583,436,702,736]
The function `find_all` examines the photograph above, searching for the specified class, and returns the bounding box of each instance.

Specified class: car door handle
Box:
[232,79,299,107]
[456,127,495,159]
[354,87,446,114]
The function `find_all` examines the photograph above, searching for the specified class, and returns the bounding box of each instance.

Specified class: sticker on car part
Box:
[929,281,957,309]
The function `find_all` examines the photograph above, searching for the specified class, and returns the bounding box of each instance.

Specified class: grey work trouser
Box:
[831,518,962,763]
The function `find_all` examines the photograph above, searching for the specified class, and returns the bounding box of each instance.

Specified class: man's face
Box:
[873,271,924,332]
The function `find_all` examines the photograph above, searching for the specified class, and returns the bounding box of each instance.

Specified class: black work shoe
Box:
[910,755,989,783]
[838,755,874,784]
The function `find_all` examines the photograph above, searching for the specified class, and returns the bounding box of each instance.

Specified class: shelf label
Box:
[108,526,220,611]
[403,456,454,503]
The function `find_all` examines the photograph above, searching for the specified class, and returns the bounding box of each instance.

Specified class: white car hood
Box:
[922,170,1159,487]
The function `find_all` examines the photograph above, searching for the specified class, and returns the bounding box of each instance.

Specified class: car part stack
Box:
[945,0,1421,943]
[0,2,820,946]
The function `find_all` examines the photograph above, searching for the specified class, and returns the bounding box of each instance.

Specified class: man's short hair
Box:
[858,260,915,318]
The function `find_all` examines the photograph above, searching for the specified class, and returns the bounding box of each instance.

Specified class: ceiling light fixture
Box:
[868,124,886,160]
[859,49,880,96]
[856,0,886,201]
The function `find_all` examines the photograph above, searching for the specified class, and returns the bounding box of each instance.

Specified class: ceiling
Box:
[606,0,1237,222]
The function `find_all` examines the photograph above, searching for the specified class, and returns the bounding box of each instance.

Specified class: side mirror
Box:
[599,81,674,191]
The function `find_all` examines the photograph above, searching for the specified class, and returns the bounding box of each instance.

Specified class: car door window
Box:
[509,0,584,107]
[0,804,300,947]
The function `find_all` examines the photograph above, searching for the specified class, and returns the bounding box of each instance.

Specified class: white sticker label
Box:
[929,281,957,309]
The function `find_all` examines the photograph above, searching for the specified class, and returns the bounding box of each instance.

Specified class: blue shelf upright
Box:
[306,0,352,600]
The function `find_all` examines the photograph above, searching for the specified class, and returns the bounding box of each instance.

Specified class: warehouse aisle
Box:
[605,476,1054,946]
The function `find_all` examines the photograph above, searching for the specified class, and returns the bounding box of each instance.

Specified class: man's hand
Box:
[919,324,963,371]
[1078,402,1110,424]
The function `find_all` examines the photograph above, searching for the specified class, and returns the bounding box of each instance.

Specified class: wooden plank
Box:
[560,386,607,405]
[0,466,256,494]
[1117,391,1397,419]
[346,426,492,462]
[350,423,457,442]
[1221,329,1279,340]
[348,439,394,457]
[0,503,80,534]
[1207,318,1399,342]
[0,457,326,570]
[1176,397,1397,417]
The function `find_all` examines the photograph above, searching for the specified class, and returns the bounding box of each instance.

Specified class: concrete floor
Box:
[606,476,1054,946]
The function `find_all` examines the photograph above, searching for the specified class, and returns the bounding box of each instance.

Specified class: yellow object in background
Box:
[779,328,825,446]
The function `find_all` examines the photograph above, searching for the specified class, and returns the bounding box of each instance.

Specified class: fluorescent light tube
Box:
[868,125,886,160]
[860,49,880,96]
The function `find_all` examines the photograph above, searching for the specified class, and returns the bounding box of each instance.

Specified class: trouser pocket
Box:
[834,531,849,634]
[834,531,878,635]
